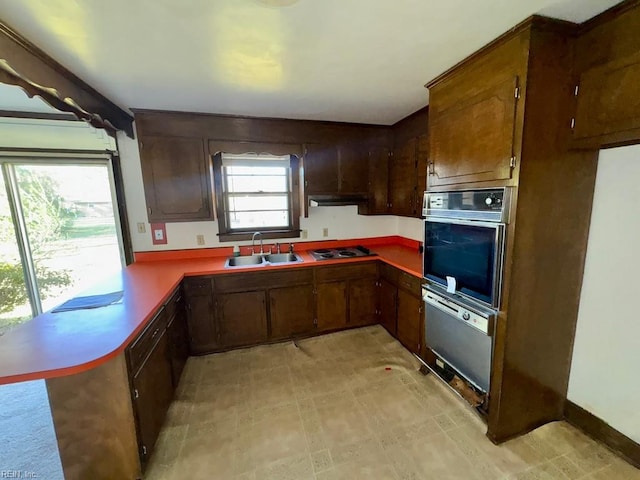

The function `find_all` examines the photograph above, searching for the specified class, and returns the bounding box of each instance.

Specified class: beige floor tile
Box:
[143,326,638,480]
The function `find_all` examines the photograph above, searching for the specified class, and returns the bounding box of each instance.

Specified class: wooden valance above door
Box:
[0,20,134,138]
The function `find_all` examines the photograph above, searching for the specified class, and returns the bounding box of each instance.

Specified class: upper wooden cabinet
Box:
[389,107,429,218]
[139,135,213,222]
[303,141,369,195]
[429,77,518,187]
[572,3,640,149]
[426,23,530,190]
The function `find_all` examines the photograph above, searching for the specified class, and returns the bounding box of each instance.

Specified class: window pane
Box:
[226,174,287,193]
[0,173,32,334]
[228,195,289,212]
[15,164,123,312]
[229,210,289,229]
[226,166,287,176]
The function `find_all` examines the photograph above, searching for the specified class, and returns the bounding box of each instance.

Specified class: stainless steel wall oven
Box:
[421,188,511,401]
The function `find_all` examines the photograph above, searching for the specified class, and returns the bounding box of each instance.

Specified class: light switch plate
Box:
[150,223,167,245]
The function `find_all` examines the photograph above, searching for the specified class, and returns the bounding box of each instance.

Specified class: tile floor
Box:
[145,326,639,480]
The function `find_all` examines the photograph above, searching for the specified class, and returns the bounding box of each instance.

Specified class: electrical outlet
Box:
[196,234,205,246]
[136,222,146,234]
[301,229,308,239]
[322,227,329,237]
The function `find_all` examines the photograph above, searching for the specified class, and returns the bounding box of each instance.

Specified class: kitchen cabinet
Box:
[338,140,369,194]
[363,145,391,215]
[572,4,640,149]
[270,285,315,339]
[379,278,397,335]
[183,277,217,354]
[166,290,189,388]
[138,135,213,222]
[130,329,173,468]
[349,277,378,327]
[217,291,268,348]
[379,264,423,354]
[425,17,601,443]
[428,77,518,187]
[126,307,173,469]
[396,288,422,355]
[389,107,429,217]
[304,143,339,194]
[315,281,348,332]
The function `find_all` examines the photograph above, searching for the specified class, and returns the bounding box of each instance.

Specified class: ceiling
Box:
[0,0,624,125]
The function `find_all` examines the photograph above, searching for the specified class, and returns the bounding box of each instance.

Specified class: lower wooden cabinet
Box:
[378,264,424,355]
[217,291,268,348]
[184,277,217,354]
[379,278,397,335]
[316,281,348,331]
[270,285,315,339]
[130,329,173,467]
[166,292,189,387]
[349,276,378,326]
[396,288,423,355]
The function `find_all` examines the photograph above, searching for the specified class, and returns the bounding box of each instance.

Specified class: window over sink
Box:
[212,149,301,242]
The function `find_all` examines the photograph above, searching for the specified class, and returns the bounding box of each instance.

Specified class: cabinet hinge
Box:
[313,318,318,326]
[570,118,576,129]
[509,156,516,168]
[147,206,152,216]
[514,86,520,99]
[142,445,147,455]
[133,388,139,399]
[574,85,579,96]
[304,180,308,187]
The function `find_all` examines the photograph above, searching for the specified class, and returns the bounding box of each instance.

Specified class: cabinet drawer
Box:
[315,262,378,282]
[164,287,183,320]
[397,270,422,295]
[380,263,400,284]
[183,276,213,296]
[215,268,313,293]
[128,307,168,375]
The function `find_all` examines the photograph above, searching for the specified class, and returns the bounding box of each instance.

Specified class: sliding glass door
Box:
[0,156,124,334]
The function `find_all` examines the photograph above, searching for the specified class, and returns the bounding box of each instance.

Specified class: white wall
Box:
[396,216,423,242]
[567,145,640,443]
[117,128,399,252]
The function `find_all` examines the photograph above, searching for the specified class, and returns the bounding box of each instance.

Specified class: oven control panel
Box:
[422,288,493,335]
[423,188,511,223]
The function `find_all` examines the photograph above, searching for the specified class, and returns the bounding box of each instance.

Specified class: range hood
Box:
[308,194,368,207]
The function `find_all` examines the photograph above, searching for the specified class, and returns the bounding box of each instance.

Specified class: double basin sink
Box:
[224,252,303,269]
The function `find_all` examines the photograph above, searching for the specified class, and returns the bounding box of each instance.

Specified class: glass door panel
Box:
[0,173,32,335]
[14,164,122,312]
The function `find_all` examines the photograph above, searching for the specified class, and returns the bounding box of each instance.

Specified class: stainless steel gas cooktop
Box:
[309,245,376,261]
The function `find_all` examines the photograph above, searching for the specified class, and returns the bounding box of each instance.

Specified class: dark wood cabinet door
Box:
[269,285,315,340]
[167,302,189,388]
[573,52,640,147]
[316,281,348,332]
[338,141,368,194]
[389,137,416,216]
[415,134,429,215]
[140,136,212,222]
[429,77,518,187]
[217,291,268,348]
[396,289,422,354]
[304,143,339,193]
[348,277,377,327]
[367,145,390,214]
[131,330,173,468]
[185,292,216,355]
[379,279,397,336]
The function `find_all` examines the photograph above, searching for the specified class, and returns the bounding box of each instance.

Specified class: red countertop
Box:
[0,236,422,385]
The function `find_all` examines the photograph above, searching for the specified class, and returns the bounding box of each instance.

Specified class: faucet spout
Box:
[251,232,263,255]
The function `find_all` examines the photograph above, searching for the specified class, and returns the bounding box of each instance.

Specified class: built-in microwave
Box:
[423,188,511,309]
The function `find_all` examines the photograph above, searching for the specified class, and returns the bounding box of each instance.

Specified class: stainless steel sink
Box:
[264,253,303,264]
[223,252,303,268]
[224,255,266,268]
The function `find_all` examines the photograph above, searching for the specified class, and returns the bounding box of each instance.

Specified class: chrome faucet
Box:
[251,232,264,255]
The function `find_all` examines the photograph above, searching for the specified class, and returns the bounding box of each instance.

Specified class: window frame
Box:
[211,143,301,242]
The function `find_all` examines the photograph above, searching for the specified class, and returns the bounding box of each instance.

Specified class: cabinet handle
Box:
[151,327,160,339]
[148,206,152,216]
[134,388,139,399]
[142,445,147,456]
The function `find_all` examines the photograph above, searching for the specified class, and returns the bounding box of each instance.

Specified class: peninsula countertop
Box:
[0,236,422,385]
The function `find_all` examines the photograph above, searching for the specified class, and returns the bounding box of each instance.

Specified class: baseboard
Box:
[564,400,640,468]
